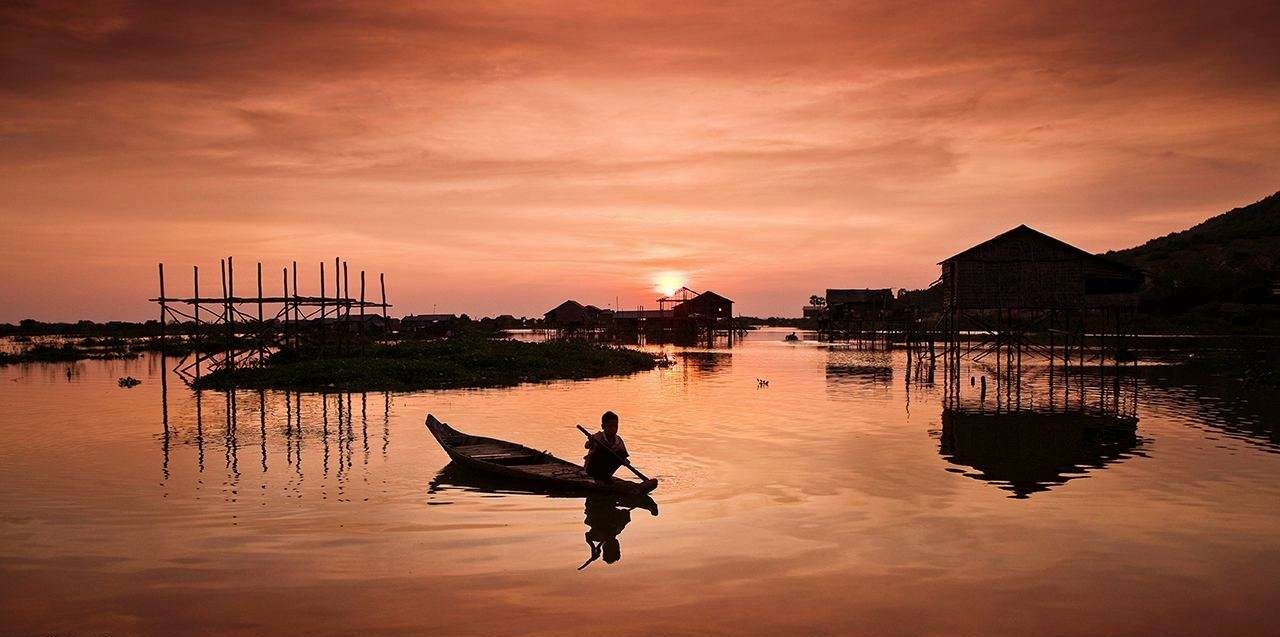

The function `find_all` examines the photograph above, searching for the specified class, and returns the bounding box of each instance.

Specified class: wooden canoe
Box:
[425,414,659,495]
[428,462,660,515]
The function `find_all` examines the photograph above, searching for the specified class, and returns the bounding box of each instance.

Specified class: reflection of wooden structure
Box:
[825,347,893,390]
[940,226,1143,414]
[159,384,392,483]
[940,411,1141,498]
[150,257,391,385]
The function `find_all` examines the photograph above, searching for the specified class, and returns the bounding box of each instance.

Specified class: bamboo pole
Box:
[227,257,235,374]
[380,273,388,323]
[291,261,299,327]
[282,266,289,350]
[157,263,166,348]
[337,257,345,346]
[193,266,202,378]
[281,267,288,316]
[220,259,230,372]
[256,262,264,362]
[158,263,169,427]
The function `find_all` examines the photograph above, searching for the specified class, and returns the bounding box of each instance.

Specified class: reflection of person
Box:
[579,496,633,569]
[583,411,628,481]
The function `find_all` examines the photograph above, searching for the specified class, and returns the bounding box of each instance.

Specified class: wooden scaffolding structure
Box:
[150,256,391,384]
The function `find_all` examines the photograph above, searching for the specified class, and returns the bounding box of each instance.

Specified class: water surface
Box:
[1,330,1278,636]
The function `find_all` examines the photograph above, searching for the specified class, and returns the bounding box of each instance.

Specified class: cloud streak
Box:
[2,0,1278,319]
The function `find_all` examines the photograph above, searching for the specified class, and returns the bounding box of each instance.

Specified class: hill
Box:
[1105,191,1280,330]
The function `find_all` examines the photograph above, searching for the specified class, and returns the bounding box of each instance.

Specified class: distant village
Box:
[6,224,1147,344]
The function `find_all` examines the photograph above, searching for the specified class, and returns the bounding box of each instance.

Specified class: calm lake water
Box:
[1,329,1278,636]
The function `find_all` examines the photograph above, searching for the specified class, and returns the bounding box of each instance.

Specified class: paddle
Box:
[576,424,651,482]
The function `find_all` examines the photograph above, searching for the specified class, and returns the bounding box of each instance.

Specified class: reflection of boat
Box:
[429,462,659,511]
[429,462,658,569]
[940,410,1142,498]
[425,415,659,495]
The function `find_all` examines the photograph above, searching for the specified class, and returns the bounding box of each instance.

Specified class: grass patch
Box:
[0,341,139,365]
[191,337,658,391]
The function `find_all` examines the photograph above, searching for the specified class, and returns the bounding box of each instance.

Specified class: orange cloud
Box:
[2,1,1278,319]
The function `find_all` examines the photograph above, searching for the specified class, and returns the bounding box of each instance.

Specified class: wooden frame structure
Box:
[150,257,391,384]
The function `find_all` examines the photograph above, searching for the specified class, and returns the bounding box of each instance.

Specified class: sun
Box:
[653,272,686,297]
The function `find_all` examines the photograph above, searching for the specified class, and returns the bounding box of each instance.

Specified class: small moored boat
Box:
[425,415,659,495]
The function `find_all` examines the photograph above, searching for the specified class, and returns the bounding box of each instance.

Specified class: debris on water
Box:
[118,376,141,388]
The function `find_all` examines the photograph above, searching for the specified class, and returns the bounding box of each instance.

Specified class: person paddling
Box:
[583,411,629,481]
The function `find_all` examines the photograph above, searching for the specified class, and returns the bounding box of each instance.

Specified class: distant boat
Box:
[425,415,659,495]
[784,332,800,342]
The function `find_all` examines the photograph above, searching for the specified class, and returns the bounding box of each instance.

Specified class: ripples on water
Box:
[1,330,1278,636]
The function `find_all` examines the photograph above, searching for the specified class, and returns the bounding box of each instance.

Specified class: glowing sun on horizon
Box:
[654,271,686,297]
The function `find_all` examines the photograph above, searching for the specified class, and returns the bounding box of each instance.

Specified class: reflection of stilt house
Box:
[940,410,1141,498]
[939,225,1143,414]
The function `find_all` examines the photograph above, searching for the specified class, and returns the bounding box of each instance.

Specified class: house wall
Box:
[673,296,732,318]
[945,259,1087,309]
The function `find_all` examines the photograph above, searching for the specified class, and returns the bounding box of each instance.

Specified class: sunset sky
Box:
[2,1,1278,321]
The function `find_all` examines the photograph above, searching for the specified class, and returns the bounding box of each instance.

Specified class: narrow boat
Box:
[429,462,660,514]
[425,414,659,495]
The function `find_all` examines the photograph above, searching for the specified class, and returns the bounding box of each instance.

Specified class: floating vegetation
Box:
[117,376,141,388]
[0,342,139,365]
[191,336,658,391]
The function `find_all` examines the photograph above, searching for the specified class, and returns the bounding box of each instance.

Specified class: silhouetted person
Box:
[579,495,633,569]
[583,411,628,481]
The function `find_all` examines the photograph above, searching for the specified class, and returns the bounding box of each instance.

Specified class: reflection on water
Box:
[825,347,893,396]
[157,386,393,495]
[675,350,732,377]
[3,330,1280,635]
[1141,367,1280,453]
[581,495,657,569]
[429,462,660,570]
[939,410,1146,498]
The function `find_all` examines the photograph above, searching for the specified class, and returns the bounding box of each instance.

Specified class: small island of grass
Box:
[0,339,140,365]
[190,337,658,391]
